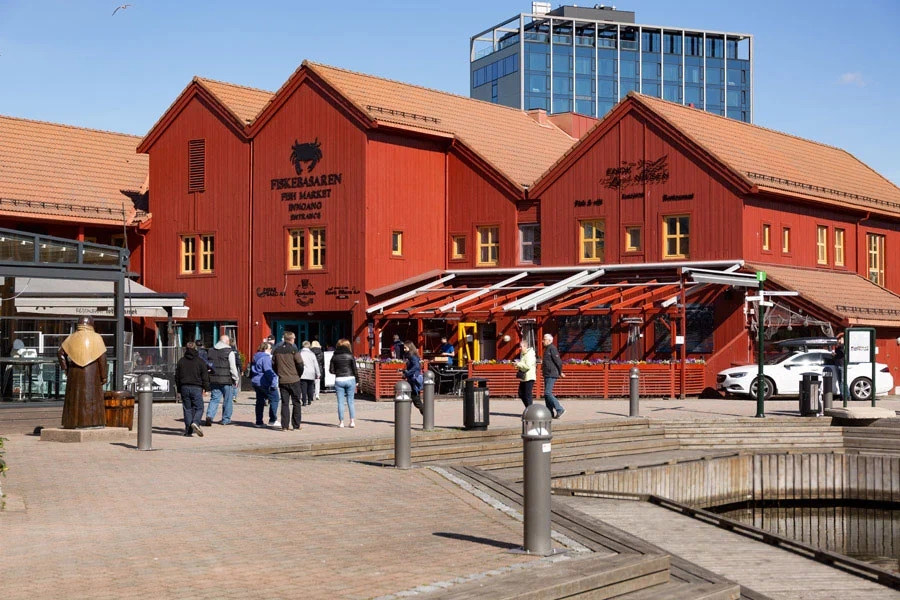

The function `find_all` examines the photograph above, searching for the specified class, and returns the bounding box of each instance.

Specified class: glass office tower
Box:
[470,5,753,122]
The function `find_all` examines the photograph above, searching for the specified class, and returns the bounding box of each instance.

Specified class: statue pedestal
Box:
[40,427,132,443]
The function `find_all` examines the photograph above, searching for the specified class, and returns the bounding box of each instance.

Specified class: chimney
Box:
[526,108,550,126]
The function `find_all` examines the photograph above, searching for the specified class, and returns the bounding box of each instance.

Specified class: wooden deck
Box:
[559,495,899,600]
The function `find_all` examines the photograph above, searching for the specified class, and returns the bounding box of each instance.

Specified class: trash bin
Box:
[799,372,821,416]
[463,377,489,430]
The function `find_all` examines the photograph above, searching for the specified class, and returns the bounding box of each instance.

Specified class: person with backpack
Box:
[174,341,209,437]
[204,335,239,426]
[250,341,279,428]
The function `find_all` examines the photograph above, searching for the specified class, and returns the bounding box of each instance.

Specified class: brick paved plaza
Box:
[3,394,900,599]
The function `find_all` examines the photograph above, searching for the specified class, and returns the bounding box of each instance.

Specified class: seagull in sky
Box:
[112,4,132,16]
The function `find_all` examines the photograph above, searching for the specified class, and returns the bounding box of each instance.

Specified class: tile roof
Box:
[631,94,900,215]
[305,62,577,188]
[748,263,900,325]
[0,115,148,225]
[195,77,274,124]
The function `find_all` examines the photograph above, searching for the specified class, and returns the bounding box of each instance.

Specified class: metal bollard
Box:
[629,367,640,417]
[136,374,154,451]
[394,380,412,469]
[822,370,834,411]
[521,404,553,555]
[422,370,435,431]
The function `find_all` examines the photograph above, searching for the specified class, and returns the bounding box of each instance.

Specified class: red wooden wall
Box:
[142,96,251,351]
[364,131,446,291]
[537,111,745,266]
[446,151,521,269]
[249,82,369,351]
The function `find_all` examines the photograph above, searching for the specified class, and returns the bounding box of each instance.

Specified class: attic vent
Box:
[188,139,206,193]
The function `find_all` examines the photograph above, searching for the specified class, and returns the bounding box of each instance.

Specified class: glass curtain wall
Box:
[493,16,751,122]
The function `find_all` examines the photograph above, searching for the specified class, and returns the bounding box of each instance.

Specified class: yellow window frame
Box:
[868,233,885,285]
[834,228,845,266]
[391,231,403,256]
[310,227,326,270]
[451,235,466,260]
[625,226,642,252]
[782,227,790,253]
[662,215,690,259]
[180,235,196,274]
[762,223,771,251]
[476,226,499,266]
[200,234,215,274]
[816,225,828,265]
[288,228,305,270]
[579,219,605,263]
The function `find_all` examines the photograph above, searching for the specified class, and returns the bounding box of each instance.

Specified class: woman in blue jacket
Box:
[250,342,280,428]
[402,341,424,413]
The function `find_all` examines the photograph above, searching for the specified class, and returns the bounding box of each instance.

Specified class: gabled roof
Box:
[303,62,577,189]
[632,94,900,215]
[0,115,148,225]
[195,77,274,124]
[531,93,900,216]
[748,263,900,326]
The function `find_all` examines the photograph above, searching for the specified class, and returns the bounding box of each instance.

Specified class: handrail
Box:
[554,486,900,589]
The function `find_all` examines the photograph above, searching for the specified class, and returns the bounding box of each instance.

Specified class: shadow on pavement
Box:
[433,532,519,550]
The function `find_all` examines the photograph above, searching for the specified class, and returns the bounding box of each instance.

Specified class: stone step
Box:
[416,553,670,600]
[255,420,653,458]
[613,581,741,600]
[342,436,676,466]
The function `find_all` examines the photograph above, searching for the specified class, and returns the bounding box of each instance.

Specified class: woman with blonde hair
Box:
[329,338,359,427]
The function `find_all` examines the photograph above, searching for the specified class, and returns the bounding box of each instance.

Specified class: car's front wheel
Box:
[749,376,775,401]
[850,377,873,401]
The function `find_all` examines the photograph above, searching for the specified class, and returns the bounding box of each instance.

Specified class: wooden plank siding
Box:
[536,112,745,267]
[249,82,369,350]
[143,96,251,350]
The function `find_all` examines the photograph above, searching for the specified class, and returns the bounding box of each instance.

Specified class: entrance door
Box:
[273,321,309,344]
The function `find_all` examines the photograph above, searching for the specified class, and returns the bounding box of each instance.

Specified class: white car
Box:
[717,348,893,402]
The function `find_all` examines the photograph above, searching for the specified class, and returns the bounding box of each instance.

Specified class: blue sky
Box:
[1,0,898,184]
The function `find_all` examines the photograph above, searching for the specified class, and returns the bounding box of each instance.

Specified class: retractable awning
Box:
[13,277,189,318]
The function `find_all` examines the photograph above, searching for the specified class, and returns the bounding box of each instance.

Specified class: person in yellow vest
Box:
[57,316,108,429]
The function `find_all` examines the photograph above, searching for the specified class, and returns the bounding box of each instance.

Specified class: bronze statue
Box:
[58,316,108,429]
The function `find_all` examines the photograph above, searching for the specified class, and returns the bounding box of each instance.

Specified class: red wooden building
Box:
[138,61,900,395]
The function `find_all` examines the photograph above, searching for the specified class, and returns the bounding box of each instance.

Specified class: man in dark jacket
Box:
[175,341,210,437]
[541,333,566,419]
[272,332,304,430]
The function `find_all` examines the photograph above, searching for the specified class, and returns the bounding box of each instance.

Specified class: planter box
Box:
[467,362,706,398]
[357,360,429,400]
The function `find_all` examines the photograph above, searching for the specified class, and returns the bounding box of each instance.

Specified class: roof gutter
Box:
[448,259,744,276]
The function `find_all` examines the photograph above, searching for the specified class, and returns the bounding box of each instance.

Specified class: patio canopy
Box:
[13,277,188,319]
[367,260,744,320]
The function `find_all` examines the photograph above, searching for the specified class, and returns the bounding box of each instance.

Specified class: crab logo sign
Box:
[290,139,323,175]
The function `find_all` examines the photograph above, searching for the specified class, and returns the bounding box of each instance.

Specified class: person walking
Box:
[541,333,566,419]
[174,341,209,437]
[250,342,280,428]
[205,335,239,426]
[310,340,325,402]
[329,338,358,428]
[515,338,537,408]
[272,332,304,430]
[299,341,321,408]
[402,341,424,413]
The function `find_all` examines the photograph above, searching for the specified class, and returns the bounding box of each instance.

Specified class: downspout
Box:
[247,138,254,360]
[857,211,870,276]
